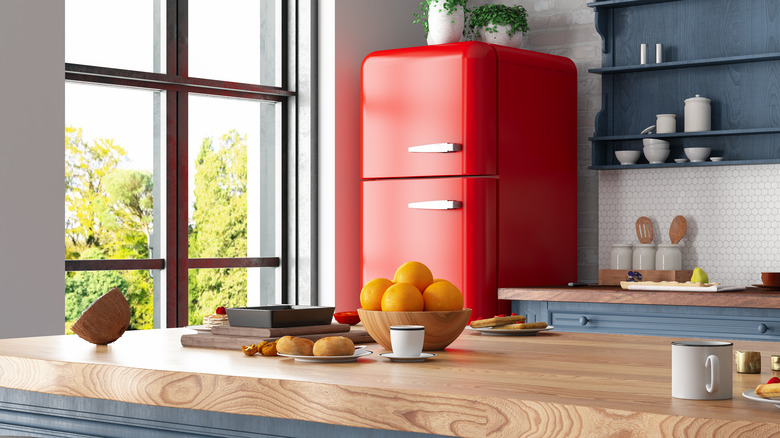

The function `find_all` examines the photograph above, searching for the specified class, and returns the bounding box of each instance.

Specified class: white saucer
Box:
[674,158,688,163]
[278,349,373,363]
[379,352,436,363]
[710,157,724,162]
[466,325,554,336]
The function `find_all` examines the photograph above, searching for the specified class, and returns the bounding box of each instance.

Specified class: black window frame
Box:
[64,0,318,327]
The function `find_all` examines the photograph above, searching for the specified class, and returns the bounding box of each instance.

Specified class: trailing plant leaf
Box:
[413,0,468,36]
[465,4,529,40]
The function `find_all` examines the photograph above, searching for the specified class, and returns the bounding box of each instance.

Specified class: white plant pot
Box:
[427,0,464,45]
[478,23,523,48]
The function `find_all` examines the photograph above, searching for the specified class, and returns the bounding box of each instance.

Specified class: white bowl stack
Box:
[642,138,670,164]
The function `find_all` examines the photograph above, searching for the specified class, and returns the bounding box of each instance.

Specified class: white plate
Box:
[742,389,780,408]
[466,326,553,336]
[185,325,211,333]
[379,352,436,363]
[278,349,373,363]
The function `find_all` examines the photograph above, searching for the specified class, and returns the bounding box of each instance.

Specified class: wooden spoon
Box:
[669,215,687,244]
[635,216,654,244]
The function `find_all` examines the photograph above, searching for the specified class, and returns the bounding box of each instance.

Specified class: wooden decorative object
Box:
[71,288,131,345]
[635,216,654,244]
[669,215,687,244]
[598,269,693,286]
[357,308,471,351]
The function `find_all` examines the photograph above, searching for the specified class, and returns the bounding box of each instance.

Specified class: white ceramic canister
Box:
[684,94,711,132]
[656,114,676,134]
[633,243,656,270]
[655,243,682,270]
[610,244,634,270]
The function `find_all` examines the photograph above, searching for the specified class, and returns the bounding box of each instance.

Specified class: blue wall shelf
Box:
[589,0,780,170]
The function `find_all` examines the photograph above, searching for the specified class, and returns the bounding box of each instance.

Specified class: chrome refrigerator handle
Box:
[407,200,463,210]
[407,143,462,153]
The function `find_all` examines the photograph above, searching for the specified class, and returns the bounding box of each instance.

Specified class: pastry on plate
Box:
[470,314,526,328]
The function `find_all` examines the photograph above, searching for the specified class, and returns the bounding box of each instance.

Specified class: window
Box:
[64,0,316,330]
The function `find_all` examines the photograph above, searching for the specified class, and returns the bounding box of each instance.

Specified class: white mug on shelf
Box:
[671,341,733,400]
[656,114,676,134]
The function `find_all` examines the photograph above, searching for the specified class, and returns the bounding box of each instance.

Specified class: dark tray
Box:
[225,305,335,328]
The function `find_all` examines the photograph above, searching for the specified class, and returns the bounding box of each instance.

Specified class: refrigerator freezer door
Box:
[362,177,498,320]
[361,42,497,179]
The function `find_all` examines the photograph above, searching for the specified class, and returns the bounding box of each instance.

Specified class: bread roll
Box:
[313,336,355,356]
[276,335,314,356]
[755,383,780,398]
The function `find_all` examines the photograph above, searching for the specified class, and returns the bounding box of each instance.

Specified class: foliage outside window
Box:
[64,1,303,330]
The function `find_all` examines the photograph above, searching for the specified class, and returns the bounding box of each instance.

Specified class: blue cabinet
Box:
[515,300,780,341]
[588,0,780,169]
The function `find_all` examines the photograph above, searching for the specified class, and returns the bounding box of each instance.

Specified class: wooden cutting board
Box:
[181,326,374,350]
[211,323,350,338]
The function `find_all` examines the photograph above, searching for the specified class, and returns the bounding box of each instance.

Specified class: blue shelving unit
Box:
[588,0,780,170]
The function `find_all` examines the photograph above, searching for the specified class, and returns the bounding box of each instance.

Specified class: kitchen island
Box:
[0,328,779,437]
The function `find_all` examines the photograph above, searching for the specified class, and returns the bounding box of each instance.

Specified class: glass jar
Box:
[655,243,682,270]
[610,244,633,270]
[632,244,656,270]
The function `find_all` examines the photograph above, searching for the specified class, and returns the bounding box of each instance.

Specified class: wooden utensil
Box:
[635,216,654,244]
[669,215,687,244]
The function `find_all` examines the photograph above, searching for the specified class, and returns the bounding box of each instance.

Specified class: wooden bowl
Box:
[357,308,471,351]
[71,288,131,345]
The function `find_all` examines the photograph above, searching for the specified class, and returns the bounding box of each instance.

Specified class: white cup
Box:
[671,341,733,400]
[390,325,425,357]
[656,114,676,134]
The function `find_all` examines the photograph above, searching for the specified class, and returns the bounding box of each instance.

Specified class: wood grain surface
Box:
[499,285,780,309]
[1,329,780,436]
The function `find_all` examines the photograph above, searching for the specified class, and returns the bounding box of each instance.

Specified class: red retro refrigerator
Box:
[361,42,577,321]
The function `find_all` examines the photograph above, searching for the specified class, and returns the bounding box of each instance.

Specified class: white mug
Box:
[390,325,425,357]
[671,341,733,400]
[656,114,676,134]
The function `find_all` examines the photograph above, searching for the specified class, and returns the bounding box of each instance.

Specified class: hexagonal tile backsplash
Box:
[599,164,780,286]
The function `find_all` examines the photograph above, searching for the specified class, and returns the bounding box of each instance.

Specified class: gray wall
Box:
[318,0,426,310]
[0,1,65,338]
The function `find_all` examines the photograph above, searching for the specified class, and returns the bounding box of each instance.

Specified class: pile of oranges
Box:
[360,261,464,312]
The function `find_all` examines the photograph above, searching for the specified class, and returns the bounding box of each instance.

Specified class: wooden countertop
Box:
[1,328,780,436]
[499,285,780,308]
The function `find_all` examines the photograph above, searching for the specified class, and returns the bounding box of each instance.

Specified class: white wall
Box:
[0,1,65,338]
[318,0,425,310]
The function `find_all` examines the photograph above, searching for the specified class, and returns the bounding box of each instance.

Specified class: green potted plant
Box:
[465,4,529,48]
[413,0,468,45]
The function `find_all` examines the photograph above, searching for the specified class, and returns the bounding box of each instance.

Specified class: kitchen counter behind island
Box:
[0,328,779,437]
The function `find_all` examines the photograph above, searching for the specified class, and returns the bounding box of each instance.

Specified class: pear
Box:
[691,267,709,284]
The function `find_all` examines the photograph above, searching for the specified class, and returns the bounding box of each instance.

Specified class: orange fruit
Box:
[360,278,393,311]
[423,280,464,311]
[393,261,434,294]
[381,283,424,311]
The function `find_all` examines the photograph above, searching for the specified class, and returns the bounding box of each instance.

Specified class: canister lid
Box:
[685,94,710,103]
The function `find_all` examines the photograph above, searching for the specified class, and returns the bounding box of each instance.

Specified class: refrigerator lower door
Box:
[362,177,498,320]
